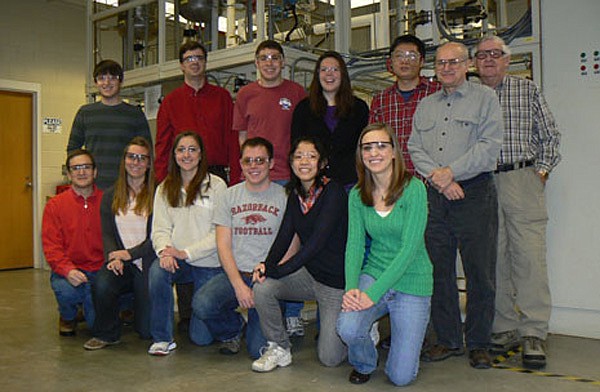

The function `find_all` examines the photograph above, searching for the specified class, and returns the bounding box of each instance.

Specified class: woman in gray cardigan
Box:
[83,136,156,350]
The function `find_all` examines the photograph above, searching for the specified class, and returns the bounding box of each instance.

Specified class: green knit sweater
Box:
[345,177,433,302]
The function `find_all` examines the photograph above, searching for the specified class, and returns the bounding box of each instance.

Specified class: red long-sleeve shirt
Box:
[42,187,104,277]
[154,82,241,184]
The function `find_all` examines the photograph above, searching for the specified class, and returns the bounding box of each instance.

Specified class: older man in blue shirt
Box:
[408,41,502,369]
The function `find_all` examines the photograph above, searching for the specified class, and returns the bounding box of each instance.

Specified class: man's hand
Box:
[428,167,454,191]
[234,283,254,309]
[66,269,88,287]
[442,182,465,201]
[107,259,124,276]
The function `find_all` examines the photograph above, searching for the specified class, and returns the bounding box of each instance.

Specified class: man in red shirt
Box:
[154,41,240,185]
[42,150,104,336]
[369,35,441,175]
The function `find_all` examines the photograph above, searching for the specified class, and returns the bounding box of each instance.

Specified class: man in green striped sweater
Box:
[67,60,151,190]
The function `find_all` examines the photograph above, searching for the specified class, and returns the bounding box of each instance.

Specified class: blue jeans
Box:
[148,259,223,343]
[337,274,430,386]
[50,271,97,326]
[426,177,497,349]
[191,272,266,359]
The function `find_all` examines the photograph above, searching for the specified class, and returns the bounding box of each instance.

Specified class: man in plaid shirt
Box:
[369,34,441,174]
[474,35,561,369]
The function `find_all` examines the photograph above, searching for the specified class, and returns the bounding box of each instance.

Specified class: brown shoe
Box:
[83,337,120,351]
[59,317,76,336]
[469,348,492,369]
[420,344,465,362]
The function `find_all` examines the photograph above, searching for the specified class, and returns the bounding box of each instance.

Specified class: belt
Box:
[495,160,534,173]
[239,271,253,279]
[457,172,491,187]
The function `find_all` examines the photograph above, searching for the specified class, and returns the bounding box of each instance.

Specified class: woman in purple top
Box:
[291,51,369,188]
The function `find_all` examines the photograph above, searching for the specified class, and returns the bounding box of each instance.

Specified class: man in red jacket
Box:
[42,150,104,336]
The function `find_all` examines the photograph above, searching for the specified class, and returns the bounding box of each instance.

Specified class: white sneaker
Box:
[370,321,380,346]
[252,342,292,372]
[286,316,305,337]
[148,341,177,356]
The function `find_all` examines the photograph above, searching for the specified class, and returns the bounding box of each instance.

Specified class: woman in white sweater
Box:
[148,131,226,356]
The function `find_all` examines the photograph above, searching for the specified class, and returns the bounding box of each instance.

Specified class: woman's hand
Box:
[108,250,131,262]
[160,246,187,261]
[107,259,124,276]
[342,289,374,311]
[252,263,266,284]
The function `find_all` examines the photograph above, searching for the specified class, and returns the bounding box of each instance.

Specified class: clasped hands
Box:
[341,289,374,312]
[159,245,187,273]
[428,167,464,201]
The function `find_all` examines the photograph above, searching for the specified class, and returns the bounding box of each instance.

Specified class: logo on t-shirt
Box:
[279,97,292,111]
[243,214,267,225]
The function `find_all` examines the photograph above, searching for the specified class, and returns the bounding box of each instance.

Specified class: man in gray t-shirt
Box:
[190,137,290,359]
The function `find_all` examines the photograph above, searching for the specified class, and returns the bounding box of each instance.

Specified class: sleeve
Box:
[369,93,383,124]
[532,84,561,172]
[447,90,503,179]
[67,108,85,152]
[222,92,242,185]
[232,87,248,131]
[266,184,348,279]
[154,100,174,182]
[100,188,118,262]
[364,180,428,303]
[407,104,438,178]
[290,99,308,144]
[183,177,226,260]
[344,189,366,291]
[42,200,76,277]
[263,195,297,276]
[134,107,152,144]
[151,185,173,256]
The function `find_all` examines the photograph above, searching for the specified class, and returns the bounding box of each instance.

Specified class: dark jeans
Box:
[92,262,150,341]
[426,176,497,350]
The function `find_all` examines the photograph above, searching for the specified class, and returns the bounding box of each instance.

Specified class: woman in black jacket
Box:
[84,136,155,350]
[291,50,369,189]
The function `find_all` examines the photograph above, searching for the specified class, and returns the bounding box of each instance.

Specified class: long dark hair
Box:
[308,51,354,119]
[286,135,329,199]
[112,136,155,216]
[355,123,412,206]
[162,131,210,207]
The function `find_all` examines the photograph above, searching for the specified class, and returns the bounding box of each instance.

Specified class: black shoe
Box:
[469,349,492,369]
[349,370,371,385]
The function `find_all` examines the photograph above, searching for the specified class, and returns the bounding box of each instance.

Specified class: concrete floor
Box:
[1,269,599,392]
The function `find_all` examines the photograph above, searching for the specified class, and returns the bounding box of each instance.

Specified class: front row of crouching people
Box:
[43,126,432,386]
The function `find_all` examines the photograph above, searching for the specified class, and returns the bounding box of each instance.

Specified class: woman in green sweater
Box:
[336,123,433,386]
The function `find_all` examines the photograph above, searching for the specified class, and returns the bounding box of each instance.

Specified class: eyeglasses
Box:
[292,152,319,162]
[320,66,340,73]
[474,49,506,60]
[256,54,283,62]
[182,55,206,63]
[241,156,270,166]
[175,146,200,155]
[69,164,94,172]
[360,141,393,153]
[125,153,150,163]
[435,58,467,68]
[96,74,120,82]
[391,50,421,63]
